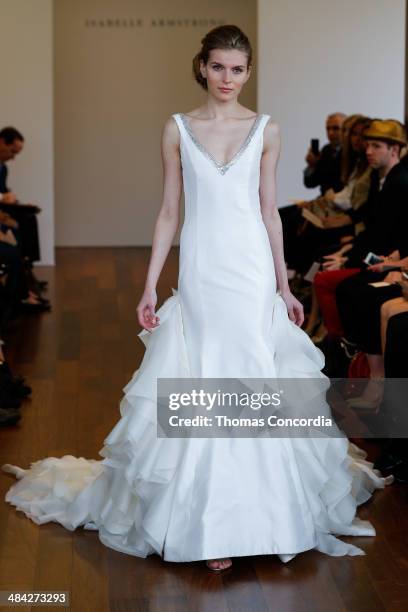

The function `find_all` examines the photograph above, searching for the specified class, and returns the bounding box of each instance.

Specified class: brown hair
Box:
[340,115,371,184]
[192,25,253,90]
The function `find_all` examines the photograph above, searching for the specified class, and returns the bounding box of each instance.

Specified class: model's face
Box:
[0,138,24,162]
[326,116,344,146]
[200,49,251,101]
[350,123,366,153]
[365,140,395,169]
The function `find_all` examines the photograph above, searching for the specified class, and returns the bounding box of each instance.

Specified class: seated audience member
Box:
[303,116,372,336]
[380,292,408,353]
[336,262,408,408]
[303,112,346,194]
[373,311,408,483]
[281,111,346,269]
[294,115,373,278]
[311,119,408,342]
[0,127,24,205]
[322,115,372,227]
[0,127,41,263]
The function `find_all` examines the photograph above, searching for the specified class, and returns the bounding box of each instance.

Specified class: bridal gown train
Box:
[2,113,392,563]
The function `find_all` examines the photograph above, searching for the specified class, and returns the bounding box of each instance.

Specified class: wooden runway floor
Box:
[0,247,407,612]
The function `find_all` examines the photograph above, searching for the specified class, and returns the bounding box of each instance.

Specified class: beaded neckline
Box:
[179,113,263,175]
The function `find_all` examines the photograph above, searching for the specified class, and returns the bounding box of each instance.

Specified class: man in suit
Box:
[0,127,41,262]
[281,112,347,268]
[303,112,346,195]
[0,127,24,203]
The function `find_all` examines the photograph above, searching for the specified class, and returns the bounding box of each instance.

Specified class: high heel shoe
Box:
[205,558,232,572]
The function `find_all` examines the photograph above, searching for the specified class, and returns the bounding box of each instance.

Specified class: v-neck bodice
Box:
[172,111,270,230]
[178,113,263,175]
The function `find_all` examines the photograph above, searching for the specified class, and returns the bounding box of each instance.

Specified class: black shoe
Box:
[37,297,51,306]
[393,463,408,484]
[0,362,31,398]
[0,392,22,409]
[374,452,404,472]
[0,408,21,426]
[13,382,32,398]
[4,379,32,399]
[0,360,27,386]
[19,301,51,313]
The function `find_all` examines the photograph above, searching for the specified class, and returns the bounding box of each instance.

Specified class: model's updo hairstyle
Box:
[192,25,253,91]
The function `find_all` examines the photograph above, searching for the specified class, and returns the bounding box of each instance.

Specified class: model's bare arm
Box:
[259,121,304,326]
[137,117,182,331]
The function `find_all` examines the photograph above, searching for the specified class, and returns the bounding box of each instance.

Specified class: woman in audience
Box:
[295,115,372,277]
[336,257,408,409]
[322,115,372,226]
[303,115,372,338]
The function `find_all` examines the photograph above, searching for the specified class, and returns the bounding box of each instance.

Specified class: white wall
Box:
[258,0,406,207]
[54,0,257,247]
[0,0,54,264]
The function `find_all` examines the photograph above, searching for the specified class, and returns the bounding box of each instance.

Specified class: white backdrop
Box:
[0,0,54,264]
[54,0,257,247]
[258,0,406,207]
[0,0,405,258]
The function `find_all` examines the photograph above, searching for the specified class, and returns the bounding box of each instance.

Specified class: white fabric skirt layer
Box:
[3,291,393,563]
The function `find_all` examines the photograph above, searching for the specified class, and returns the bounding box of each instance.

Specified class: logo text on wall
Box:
[84,18,226,29]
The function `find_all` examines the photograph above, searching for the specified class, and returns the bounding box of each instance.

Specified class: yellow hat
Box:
[363,119,407,146]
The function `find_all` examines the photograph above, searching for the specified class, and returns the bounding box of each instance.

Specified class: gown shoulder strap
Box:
[260,113,272,129]
[172,113,184,133]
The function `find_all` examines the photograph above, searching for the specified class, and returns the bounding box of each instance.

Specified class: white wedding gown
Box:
[2,113,392,563]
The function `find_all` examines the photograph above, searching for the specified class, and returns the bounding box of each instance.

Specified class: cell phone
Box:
[311,139,320,156]
[364,252,383,266]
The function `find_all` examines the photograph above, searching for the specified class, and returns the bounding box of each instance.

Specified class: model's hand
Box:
[137,288,160,332]
[281,290,304,326]
[1,192,18,204]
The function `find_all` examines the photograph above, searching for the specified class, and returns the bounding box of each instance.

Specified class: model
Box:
[2,25,392,573]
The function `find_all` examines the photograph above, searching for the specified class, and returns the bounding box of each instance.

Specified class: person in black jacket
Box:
[373,311,408,483]
[323,120,408,271]
[280,112,346,269]
[330,121,408,408]
[0,127,24,204]
[303,112,346,195]
[311,120,408,346]
[0,126,41,262]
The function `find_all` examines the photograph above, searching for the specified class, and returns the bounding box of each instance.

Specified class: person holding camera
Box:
[303,112,346,195]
